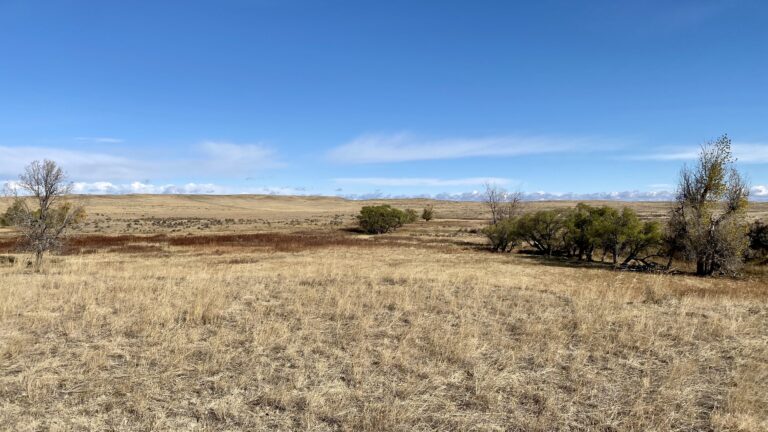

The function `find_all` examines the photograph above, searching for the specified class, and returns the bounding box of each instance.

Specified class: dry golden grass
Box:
[0,195,767,430]
[1,239,767,431]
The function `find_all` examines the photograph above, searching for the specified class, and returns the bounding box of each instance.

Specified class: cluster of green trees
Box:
[483,204,663,266]
[483,135,763,276]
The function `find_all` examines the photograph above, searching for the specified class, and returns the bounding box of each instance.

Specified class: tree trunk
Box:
[34,250,44,271]
[696,258,711,276]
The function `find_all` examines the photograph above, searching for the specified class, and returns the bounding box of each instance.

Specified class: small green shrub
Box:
[402,209,418,224]
[1,198,27,227]
[357,205,407,234]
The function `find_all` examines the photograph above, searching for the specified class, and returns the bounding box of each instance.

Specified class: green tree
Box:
[563,203,616,261]
[587,206,622,263]
[618,209,663,265]
[516,210,569,255]
[482,218,518,252]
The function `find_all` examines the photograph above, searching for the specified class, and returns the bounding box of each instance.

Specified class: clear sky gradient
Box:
[1,0,767,200]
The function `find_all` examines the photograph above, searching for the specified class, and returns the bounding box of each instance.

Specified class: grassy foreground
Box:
[1,238,766,431]
[1,196,767,430]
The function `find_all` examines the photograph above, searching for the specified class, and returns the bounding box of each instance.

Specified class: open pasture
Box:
[0,195,766,431]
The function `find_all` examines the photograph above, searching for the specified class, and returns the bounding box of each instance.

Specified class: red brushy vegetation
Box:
[0,232,380,255]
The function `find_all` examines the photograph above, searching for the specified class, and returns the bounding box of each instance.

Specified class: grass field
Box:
[0,195,767,431]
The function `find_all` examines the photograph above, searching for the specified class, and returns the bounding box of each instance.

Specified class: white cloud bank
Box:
[342,186,768,201]
[328,132,608,163]
[3,179,765,201]
[67,181,307,196]
[334,177,515,187]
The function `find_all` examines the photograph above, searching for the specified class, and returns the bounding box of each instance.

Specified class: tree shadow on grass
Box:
[513,251,620,271]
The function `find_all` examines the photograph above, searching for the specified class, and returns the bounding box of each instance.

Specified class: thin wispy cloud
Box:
[0,141,282,182]
[631,143,768,163]
[0,145,146,180]
[328,132,611,164]
[74,137,124,144]
[198,141,284,172]
[334,177,515,187]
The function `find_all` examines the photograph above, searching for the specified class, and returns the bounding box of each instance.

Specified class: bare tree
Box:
[5,160,85,270]
[483,182,522,224]
[668,135,749,276]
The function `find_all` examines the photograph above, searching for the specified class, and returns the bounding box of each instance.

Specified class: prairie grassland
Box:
[1,234,767,431]
[2,195,767,235]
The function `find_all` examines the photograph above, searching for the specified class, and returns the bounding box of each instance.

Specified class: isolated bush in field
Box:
[402,208,419,224]
[515,209,569,255]
[357,205,407,234]
[668,135,749,276]
[422,205,434,221]
[1,198,27,227]
[482,218,518,252]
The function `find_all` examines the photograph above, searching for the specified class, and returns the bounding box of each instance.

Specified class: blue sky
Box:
[1,0,767,200]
